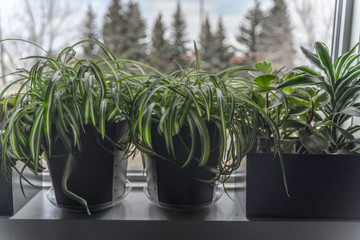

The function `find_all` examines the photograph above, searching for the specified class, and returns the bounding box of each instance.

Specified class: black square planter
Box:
[246,153,360,219]
[0,171,13,216]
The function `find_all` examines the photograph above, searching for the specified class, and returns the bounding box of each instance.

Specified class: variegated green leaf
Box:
[29,108,44,175]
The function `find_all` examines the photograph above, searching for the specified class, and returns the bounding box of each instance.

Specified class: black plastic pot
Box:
[0,165,41,216]
[0,170,13,215]
[47,121,128,210]
[246,153,360,219]
[145,123,220,209]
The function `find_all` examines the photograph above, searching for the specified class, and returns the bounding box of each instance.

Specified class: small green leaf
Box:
[255,61,274,74]
[289,106,311,115]
[313,89,330,106]
[297,86,316,98]
[282,87,292,94]
[252,93,265,108]
[283,118,313,129]
[299,130,329,154]
[288,96,310,106]
[253,75,278,87]
[341,106,360,117]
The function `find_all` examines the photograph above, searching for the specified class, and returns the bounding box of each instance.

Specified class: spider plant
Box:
[0,97,15,178]
[131,43,278,184]
[0,39,149,214]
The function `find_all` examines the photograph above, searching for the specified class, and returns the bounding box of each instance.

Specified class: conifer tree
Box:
[258,0,295,67]
[199,16,213,70]
[122,1,147,61]
[82,4,98,58]
[210,17,233,73]
[102,0,126,57]
[170,2,188,69]
[150,13,171,73]
[236,0,264,63]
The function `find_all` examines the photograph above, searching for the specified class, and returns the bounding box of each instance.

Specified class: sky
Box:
[0,0,270,53]
[71,0,260,49]
[0,0,334,58]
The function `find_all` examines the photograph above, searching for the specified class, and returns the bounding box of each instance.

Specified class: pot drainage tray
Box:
[47,179,132,213]
[144,184,223,211]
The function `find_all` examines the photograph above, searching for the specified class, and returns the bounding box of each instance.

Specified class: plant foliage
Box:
[131,43,277,183]
[0,39,152,214]
[295,42,360,154]
[244,41,360,155]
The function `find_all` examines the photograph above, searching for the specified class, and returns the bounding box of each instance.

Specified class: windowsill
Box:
[10,188,246,221]
[1,180,360,240]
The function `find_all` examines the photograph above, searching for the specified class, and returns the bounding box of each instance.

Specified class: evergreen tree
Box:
[102,0,126,57]
[199,16,232,73]
[236,0,264,64]
[82,4,98,58]
[258,0,295,67]
[170,2,188,69]
[122,1,147,61]
[199,15,213,70]
[210,17,233,73]
[150,13,171,73]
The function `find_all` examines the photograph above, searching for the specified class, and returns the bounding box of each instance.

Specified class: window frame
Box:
[332,0,360,58]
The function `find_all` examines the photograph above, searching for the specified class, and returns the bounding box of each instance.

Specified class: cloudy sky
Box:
[73,0,260,44]
[0,0,334,56]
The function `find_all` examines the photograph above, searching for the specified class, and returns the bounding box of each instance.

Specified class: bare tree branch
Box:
[0,11,6,85]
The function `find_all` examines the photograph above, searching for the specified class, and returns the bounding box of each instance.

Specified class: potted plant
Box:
[0,95,42,216]
[130,44,276,209]
[245,41,360,219]
[0,97,15,215]
[0,40,142,214]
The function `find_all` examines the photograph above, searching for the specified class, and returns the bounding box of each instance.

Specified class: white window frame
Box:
[332,0,360,58]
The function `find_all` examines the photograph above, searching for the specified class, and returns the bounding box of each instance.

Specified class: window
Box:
[0,0,339,174]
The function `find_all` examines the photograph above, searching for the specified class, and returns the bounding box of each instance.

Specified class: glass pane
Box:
[0,0,336,172]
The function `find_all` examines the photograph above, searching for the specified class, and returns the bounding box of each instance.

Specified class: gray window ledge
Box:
[1,186,360,240]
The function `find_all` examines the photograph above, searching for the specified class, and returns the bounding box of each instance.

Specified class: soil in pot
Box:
[145,123,221,208]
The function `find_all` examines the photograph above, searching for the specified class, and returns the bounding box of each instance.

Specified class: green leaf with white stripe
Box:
[181,116,196,168]
[143,103,156,148]
[29,108,44,175]
[99,99,108,139]
[43,71,62,157]
[189,109,210,166]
